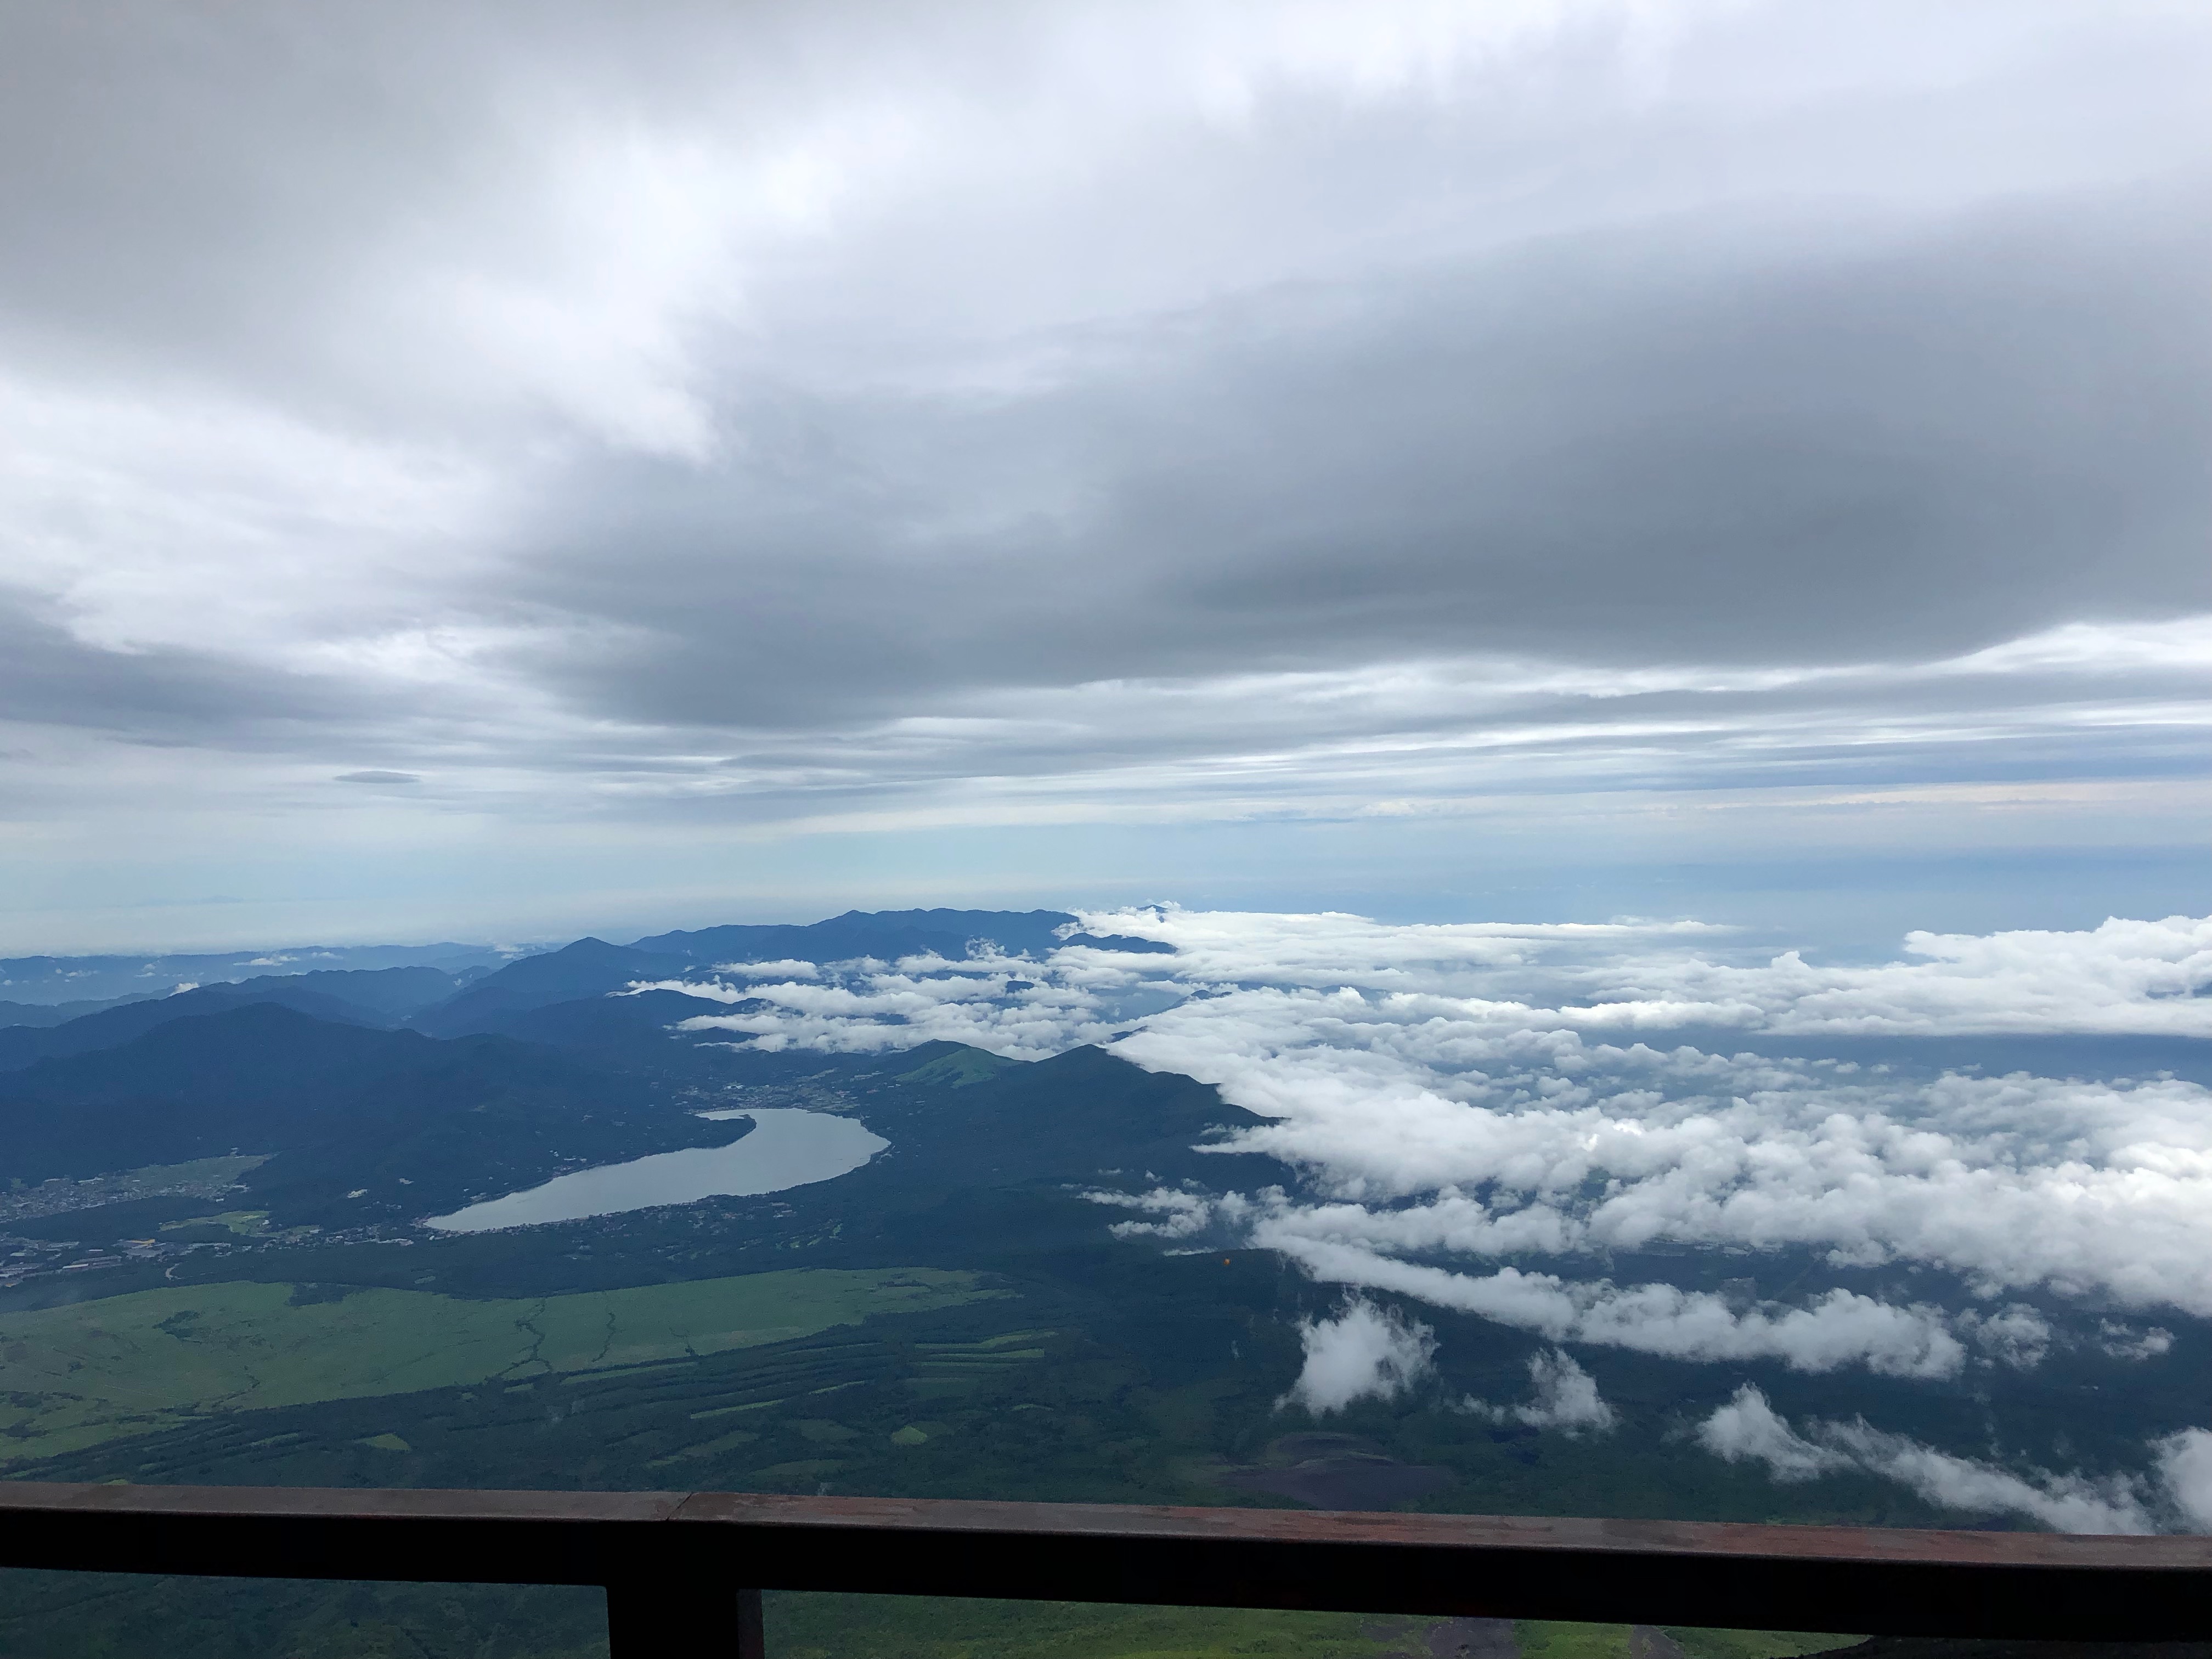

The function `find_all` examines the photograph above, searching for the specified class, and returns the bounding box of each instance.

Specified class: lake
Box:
[422,1108,888,1233]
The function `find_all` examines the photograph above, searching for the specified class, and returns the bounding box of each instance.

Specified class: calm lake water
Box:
[423,1108,888,1232]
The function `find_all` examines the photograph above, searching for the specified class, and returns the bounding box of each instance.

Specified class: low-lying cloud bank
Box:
[651,906,2212,1522]
[663,907,2212,1340]
[1272,1299,2207,1532]
[1700,1385,2212,1536]
[670,906,2212,1049]
[1117,1216,1983,1379]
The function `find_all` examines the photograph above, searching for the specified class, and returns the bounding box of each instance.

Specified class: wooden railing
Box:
[0,1484,2205,1658]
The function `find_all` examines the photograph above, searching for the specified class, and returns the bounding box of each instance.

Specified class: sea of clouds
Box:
[634,906,2212,1530]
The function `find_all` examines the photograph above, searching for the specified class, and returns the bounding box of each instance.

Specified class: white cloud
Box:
[669,966,1120,1058]
[1961,1305,2055,1370]
[1698,1386,2162,1534]
[1461,1348,1617,1435]
[2098,1321,2175,1362]
[1084,910,2212,1319]
[623,978,744,1002]
[1093,1185,1244,1240]
[1249,1230,1967,1378]
[1084,906,2212,1036]
[2153,1429,2212,1532]
[1280,1295,1438,1415]
[1696,1384,1850,1482]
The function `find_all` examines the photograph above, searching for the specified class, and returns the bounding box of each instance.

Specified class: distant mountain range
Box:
[0,909,1171,1059]
[0,966,462,1068]
[0,909,1190,1231]
[0,942,515,1006]
[0,907,1169,1022]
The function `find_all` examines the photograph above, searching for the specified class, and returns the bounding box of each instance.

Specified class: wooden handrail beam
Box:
[0,1484,2204,1645]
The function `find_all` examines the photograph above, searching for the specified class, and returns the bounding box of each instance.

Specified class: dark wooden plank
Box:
[0,1482,676,1589]
[665,1494,2212,1639]
[668,1493,2212,1567]
[0,1485,2204,1640]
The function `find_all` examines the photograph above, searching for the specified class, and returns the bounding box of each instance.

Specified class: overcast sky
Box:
[2,0,2206,950]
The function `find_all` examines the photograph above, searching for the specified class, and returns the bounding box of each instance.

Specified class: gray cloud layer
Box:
[0,0,2205,887]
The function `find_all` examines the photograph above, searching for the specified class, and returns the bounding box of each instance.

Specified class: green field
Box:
[774,1597,1406,1659]
[1521,1624,1849,1659]
[165,1207,271,1237]
[0,1267,997,1462]
[766,1597,1850,1659]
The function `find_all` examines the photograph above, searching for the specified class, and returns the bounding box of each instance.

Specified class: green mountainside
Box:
[0,1003,752,1220]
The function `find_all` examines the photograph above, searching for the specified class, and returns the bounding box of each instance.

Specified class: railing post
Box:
[606,1576,765,1659]
[737,1584,766,1659]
